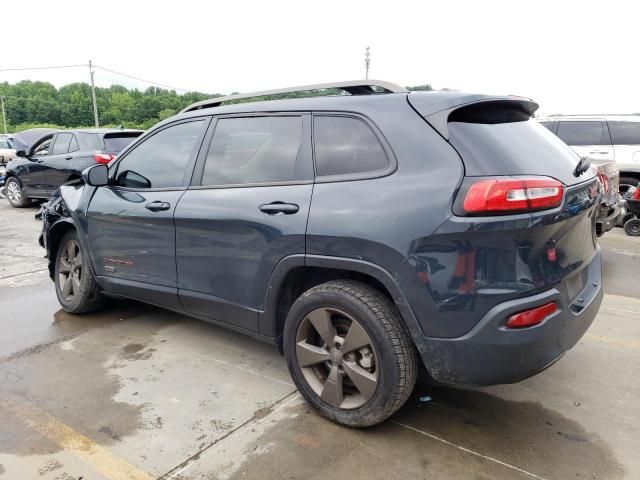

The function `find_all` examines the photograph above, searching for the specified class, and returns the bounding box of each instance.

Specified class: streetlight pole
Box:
[0,96,7,134]
[364,47,370,80]
[89,60,99,127]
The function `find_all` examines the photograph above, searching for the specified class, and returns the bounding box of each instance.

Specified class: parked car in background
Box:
[5,128,142,207]
[538,117,622,235]
[539,115,640,193]
[0,137,13,191]
[39,81,603,427]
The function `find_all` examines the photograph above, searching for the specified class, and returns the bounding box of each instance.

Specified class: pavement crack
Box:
[158,390,298,480]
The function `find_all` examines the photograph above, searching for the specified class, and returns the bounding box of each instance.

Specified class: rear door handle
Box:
[65,156,73,160]
[589,150,608,154]
[259,202,299,215]
[145,201,171,212]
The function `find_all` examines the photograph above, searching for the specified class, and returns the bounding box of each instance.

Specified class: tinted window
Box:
[33,139,51,156]
[78,133,103,150]
[52,133,73,154]
[69,135,79,152]
[115,120,205,189]
[556,121,609,146]
[313,116,388,177]
[201,116,306,186]
[609,121,640,145]
[539,121,554,131]
[104,133,142,153]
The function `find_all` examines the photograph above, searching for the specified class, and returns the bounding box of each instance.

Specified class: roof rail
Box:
[181,80,407,113]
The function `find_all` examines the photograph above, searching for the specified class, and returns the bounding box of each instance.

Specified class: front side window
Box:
[52,133,73,155]
[33,138,52,156]
[313,116,389,177]
[556,121,609,146]
[115,120,205,189]
[201,116,306,186]
[609,121,640,145]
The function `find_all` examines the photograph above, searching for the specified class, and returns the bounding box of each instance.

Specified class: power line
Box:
[0,63,88,72]
[94,65,194,92]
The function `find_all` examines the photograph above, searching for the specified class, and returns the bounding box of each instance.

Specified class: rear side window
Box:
[313,116,389,177]
[115,120,206,189]
[78,133,103,150]
[609,121,640,145]
[556,121,610,146]
[539,121,554,132]
[201,116,308,186]
[52,133,73,154]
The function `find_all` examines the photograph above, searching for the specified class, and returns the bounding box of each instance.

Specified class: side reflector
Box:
[506,302,557,329]
[463,177,564,214]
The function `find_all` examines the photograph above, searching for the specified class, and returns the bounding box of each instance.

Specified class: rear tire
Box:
[5,177,29,208]
[54,230,105,313]
[283,280,417,427]
[623,218,640,236]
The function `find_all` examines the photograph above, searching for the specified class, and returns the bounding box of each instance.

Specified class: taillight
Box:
[596,172,610,193]
[633,187,640,200]
[93,153,115,164]
[461,177,564,214]
[506,302,557,329]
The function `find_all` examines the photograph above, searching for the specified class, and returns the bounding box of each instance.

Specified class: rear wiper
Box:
[574,156,591,177]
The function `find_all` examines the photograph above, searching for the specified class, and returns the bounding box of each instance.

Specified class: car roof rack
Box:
[181,80,407,113]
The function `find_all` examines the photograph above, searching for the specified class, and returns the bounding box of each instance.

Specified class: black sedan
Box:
[4,128,142,207]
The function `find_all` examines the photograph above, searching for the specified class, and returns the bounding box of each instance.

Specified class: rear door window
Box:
[608,121,640,145]
[68,135,79,152]
[201,116,309,186]
[556,121,610,146]
[51,133,73,155]
[313,116,389,177]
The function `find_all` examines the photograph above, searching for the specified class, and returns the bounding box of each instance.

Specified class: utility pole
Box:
[364,46,371,79]
[0,96,7,134]
[89,60,99,127]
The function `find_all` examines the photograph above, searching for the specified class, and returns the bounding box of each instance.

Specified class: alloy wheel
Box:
[295,307,379,410]
[6,181,21,204]
[58,239,82,302]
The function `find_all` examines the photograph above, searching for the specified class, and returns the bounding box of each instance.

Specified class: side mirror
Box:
[82,164,109,187]
[16,149,27,157]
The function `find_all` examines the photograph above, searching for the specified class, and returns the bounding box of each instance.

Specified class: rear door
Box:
[174,114,313,332]
[555,120,614,162]
[86,118,209,309]
[42,132,78,192]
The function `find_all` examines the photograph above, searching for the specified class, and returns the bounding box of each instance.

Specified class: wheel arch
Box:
[260,255,425,354]
[46,220,76,279]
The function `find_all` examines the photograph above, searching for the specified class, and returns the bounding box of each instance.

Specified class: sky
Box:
[2,0,638,115]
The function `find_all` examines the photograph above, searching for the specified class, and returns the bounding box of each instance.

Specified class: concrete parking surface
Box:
[0,200,638,480]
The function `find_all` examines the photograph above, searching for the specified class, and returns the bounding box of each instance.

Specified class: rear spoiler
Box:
[408,92,538,139]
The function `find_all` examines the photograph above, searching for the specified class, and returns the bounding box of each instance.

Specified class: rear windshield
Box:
[103,133,142,153]
[448,116,585,186]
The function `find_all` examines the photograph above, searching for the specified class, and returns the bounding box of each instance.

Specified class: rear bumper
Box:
[418,247,603,386]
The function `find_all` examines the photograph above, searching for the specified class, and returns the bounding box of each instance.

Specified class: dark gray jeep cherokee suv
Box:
[40,80,603,427]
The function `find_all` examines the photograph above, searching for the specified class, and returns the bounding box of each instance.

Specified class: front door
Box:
[86,118,209,309]
[20,137,53,195]
[175,114,314,332]
[42,132,77,193]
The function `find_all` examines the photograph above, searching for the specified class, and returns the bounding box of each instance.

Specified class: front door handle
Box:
[259,202,299,215]
[145,201,171,212]
[65,156,73,160]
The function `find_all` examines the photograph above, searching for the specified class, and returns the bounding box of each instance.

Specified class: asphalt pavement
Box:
[0,200,638,480]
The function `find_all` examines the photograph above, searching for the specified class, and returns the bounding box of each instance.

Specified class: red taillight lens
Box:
[462,177,564,214]
[633,187,640,200]
[506,302,557,329]
[596,172,609,193]
[93,153,115,164]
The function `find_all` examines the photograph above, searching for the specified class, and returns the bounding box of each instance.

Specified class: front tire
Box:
[5,177,29,208]
[283,280,417,427]
[54,230,105,313]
